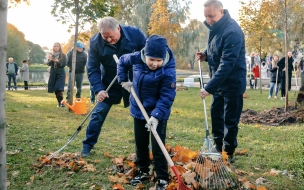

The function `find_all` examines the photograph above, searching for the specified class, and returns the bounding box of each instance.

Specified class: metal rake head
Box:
[194,152,237,189]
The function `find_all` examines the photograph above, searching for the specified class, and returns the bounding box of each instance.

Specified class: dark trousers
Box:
[24,81,28,90]
[134,118,168,180]
[55,90,63,104]
[281,88,286,97]
[249,78,257,89]
[210,94,243,155]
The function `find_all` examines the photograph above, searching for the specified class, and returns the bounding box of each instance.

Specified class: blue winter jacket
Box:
[87,25,146,107]
[203,10,246,96]
[117,48,176,121]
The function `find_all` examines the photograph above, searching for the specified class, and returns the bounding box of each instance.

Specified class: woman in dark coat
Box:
[47,42,67,107]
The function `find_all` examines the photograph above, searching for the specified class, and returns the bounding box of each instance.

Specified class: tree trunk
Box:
[284,0,288,112]
[68,0,80,106]
[0,0,8,189]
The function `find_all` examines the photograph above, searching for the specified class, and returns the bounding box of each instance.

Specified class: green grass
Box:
[5,88,304,189]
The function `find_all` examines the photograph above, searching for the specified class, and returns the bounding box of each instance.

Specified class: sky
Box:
[7,0,242,49]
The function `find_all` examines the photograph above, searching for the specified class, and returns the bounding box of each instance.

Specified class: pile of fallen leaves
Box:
[34,146,278,190]
[34,153,97,173]
[240,106,304,126]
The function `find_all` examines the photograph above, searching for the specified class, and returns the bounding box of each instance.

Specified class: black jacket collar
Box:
[204,9,231,32]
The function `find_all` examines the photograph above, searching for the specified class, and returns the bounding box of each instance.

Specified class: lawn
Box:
[5,88,304,190]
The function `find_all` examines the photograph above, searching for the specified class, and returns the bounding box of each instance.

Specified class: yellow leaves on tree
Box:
[148,0,180,51]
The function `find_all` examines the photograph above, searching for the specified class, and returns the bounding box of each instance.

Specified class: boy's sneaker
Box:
[156,179,168,190]
[130,171,149,186]
[268,96,271,99]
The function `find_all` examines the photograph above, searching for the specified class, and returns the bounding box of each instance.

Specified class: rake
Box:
[193,51,237,189]
[130,87,191,190]
[46,55,118,160]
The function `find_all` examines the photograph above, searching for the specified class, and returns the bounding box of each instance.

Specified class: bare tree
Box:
[0,0,8,189]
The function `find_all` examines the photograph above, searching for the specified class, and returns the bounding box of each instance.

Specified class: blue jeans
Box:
[269,82,280,97]
[210,94,243,155]
[66,73,84,101]
[7,73,17,90]
[82,102,112,151]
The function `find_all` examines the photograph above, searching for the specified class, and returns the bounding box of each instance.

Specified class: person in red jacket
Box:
[252,63,260,89]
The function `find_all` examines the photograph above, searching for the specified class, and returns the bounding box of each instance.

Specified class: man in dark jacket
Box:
[66,41,87,103]
[6,57,19,90]
[277,51,294,93]
[196,0,246,163]
[82,17,146,156]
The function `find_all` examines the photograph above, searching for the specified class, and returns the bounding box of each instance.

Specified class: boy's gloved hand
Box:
[121,82,132,92]
[147,116,158,133]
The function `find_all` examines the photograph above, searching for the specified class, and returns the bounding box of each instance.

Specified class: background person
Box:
[252,63,260,89]
[66,41,87,103]
[19,59,29,90]
[268,56,281,99]
[81,16,146,157]
[196,0,246,164]
[118,35,176,190]
[47,42,67,107]
[277,51,294,100]
[6,57,18,91]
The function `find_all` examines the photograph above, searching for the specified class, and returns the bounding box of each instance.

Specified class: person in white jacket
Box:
[20,60,29,90]
[261,61,268,79]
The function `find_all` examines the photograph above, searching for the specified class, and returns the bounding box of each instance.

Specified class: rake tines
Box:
[193,138,237,189]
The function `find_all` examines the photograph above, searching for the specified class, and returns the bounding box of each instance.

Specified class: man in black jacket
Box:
[66,41,87,103]
[196,0,246,163]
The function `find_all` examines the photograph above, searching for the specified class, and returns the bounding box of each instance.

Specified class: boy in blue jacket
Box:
[117,35,176,190]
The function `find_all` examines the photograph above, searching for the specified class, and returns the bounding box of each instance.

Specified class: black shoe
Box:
[228,155,235,164]
[156,179,168,190]
[130,171,149,186]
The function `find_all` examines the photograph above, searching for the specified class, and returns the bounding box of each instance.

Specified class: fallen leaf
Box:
[128,161,135,168]
[104,152,112,158]
[267,169,281,176]
[257,186,267,190]
[235,169,254,176]
[182,170,198,189]
[134,183,145,189]
[167,182,178,190]
[30,175,35,182]
[255,177,267,185]
[108,175,129,184]
[94,160,101,163]
[86,164,96,172]
[112,157,124,166]
[243,181,256,189]
[64,126,69,130]
[6,181,10,187]
[112,183,125,190]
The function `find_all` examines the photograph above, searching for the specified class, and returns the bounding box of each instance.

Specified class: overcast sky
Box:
[7,0,242,49]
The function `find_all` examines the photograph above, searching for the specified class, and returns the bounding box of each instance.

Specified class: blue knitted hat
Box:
[144,35,168,59]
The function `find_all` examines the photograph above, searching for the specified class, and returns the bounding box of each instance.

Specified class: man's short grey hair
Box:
[204,0,223,10]
[98,17,119,33]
